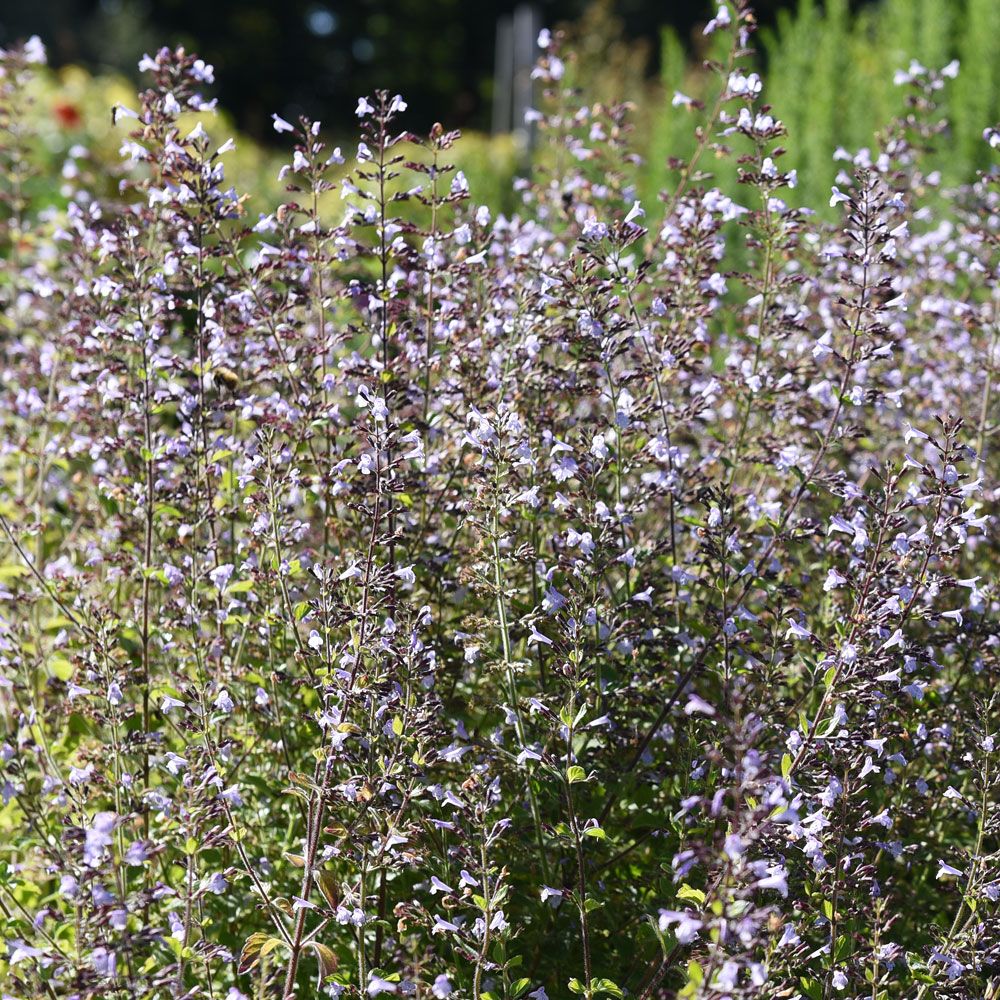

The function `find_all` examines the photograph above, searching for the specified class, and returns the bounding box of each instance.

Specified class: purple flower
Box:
[429,875,454,895]
[84,812,116,867]
[937,861,963,881]
[204,872,227,894]
[209,563,234,591]
[703,5,732,35]
[658,909,703,944]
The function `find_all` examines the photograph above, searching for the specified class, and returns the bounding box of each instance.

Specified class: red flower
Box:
[53,101,82,128]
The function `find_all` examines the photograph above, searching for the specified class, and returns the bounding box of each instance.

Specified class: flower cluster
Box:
[1,8,998,1000]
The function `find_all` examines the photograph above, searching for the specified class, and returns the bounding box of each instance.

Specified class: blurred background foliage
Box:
[1,0,802,136]
[3,0,999,221]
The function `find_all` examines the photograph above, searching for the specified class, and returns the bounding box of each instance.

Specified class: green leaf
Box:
[593,979,624,998]
[49,656,73,681]
[781,753,793,779]
[834,934,851,962]
[799,977,823,1000]
[567,765,587,784]
[677,883,706,906]
[238,933,269,973]
[511,979,532,998]
[686,960,704,986]
[259,937,284,960]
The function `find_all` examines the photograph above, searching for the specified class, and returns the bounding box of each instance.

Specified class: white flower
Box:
[624,200,645,225]
[658,909,702,943]
[785,619,812,641]
[704,5,732,35]
[829,185,851,207]
[756,864,788,897]
[684,694,715,717]
[937,861,963,881]
[24,36,46,64]
[727,72,762,97]
[540,885,564,905]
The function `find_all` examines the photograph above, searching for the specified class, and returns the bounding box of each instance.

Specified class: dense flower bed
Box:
[1,7,998,999]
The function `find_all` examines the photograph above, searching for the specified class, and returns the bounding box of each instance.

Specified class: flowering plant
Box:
[1,7,998,999]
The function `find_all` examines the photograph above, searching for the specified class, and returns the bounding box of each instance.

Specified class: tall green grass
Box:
[639,0,999,216]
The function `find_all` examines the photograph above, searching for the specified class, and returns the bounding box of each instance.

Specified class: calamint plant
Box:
[1,4,998,998]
